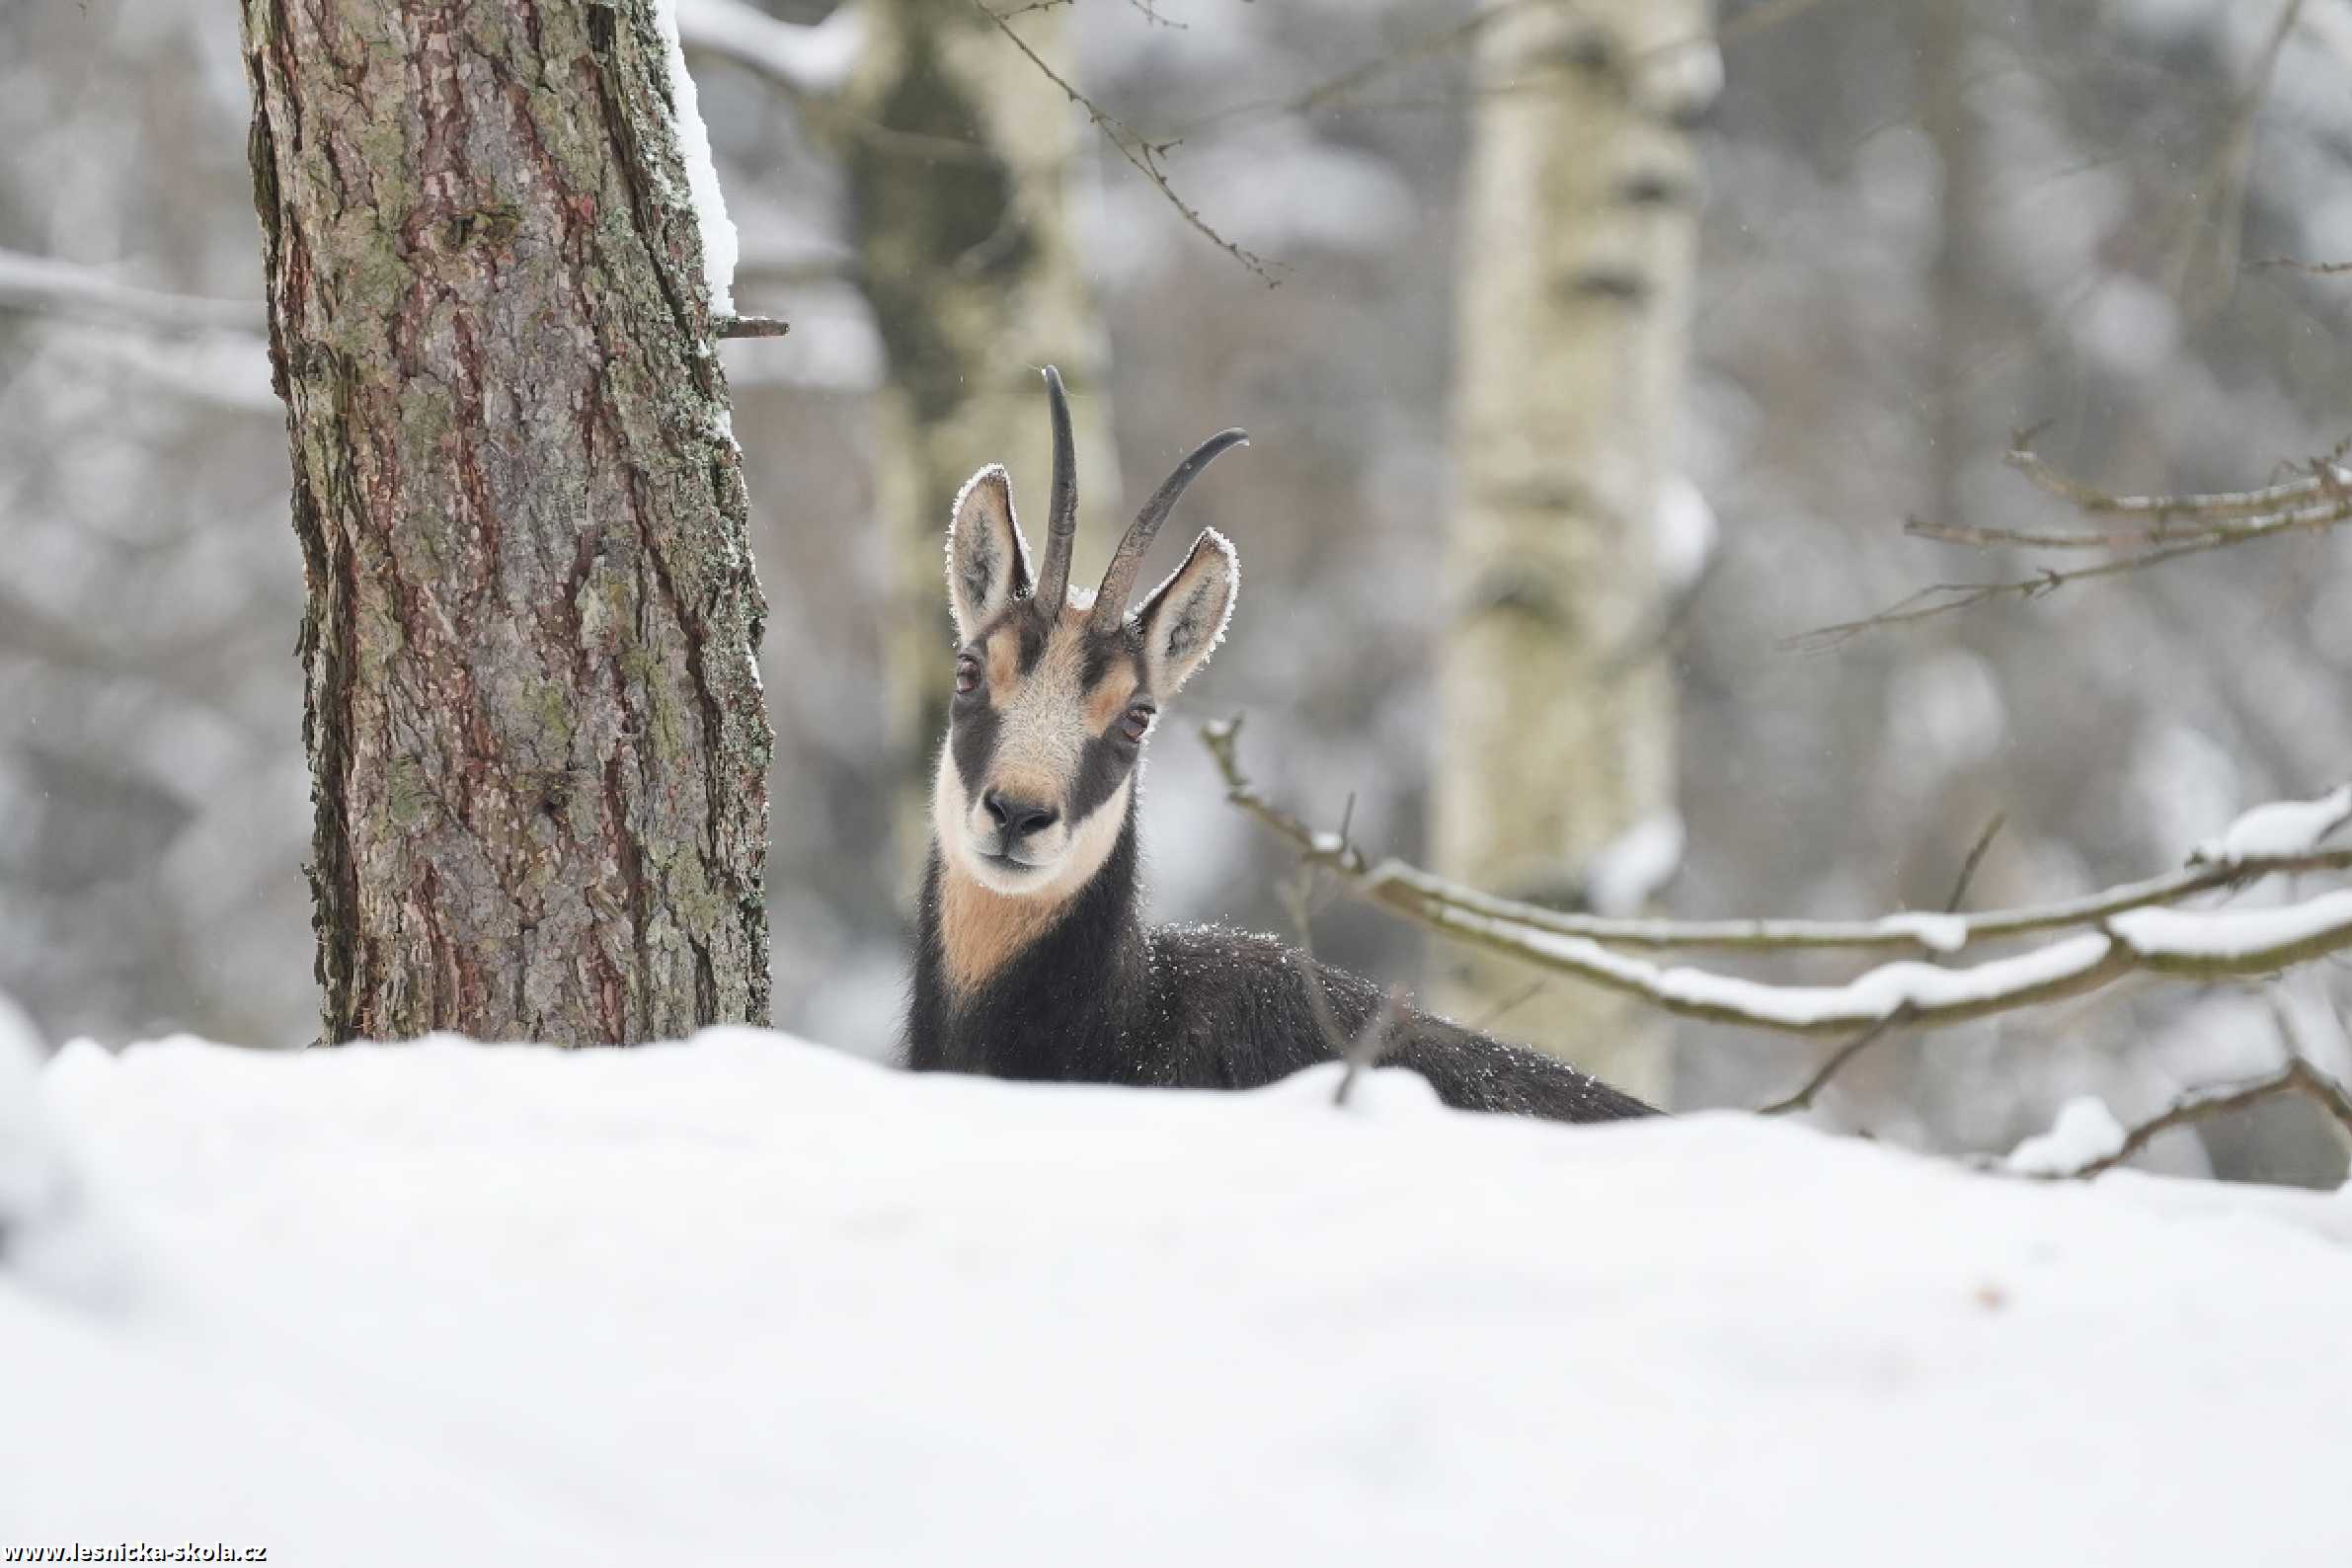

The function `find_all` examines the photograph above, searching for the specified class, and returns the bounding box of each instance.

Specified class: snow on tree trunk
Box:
[1433,3,1712,1105]
[239,0,772,1045]
[843,0,1118,882]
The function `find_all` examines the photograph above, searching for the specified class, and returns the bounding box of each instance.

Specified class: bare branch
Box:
[1944,814,2007,914]
[1787,510,2352,652]
[967,0,1280,284]
[1176,2,1536,135]
[1760,818,2003,1114]
[714,314,790,340]
[1757,1007,1913,1116]
[2002,443,2350,524]
[1789,440,2352,652]
[2250,256,2352,275]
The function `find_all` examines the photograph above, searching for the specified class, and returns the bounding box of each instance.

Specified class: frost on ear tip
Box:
[1197,527,1239,660]
[947,464,1011,538]
[945,463,1030,590]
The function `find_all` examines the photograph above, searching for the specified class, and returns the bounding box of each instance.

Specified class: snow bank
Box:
[0,994,125,1307]
[10,1031,2352,1565]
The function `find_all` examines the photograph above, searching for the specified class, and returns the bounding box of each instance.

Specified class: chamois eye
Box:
[954,653,980,695]
[1118,703,1155,745]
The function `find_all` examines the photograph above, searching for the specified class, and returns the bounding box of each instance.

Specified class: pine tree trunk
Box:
[240,0,772,1045]
[1433,3,1709,1105]
[843,0,1117,881]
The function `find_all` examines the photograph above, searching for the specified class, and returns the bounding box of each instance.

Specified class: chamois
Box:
[904,368,1654,1123]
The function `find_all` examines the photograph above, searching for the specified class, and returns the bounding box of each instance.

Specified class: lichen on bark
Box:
[241,0,771,1044]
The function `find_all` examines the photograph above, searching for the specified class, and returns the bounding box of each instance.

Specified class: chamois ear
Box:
[946,465,1032,642]
[1133,528,1237,696]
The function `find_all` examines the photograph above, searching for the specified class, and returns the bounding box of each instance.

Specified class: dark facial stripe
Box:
[1066,733,1137,824]
[1078,635,1137,693]
[1015,613,1048,672]
[951,694,1000,796]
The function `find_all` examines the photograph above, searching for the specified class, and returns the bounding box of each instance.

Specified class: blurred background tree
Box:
[5,0,2350,1180]
[1433,0,1710,1105]
[839,0,1121,881]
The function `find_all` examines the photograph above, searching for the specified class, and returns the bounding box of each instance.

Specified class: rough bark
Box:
[1433,3,1708,1104]
[240,0,772,1045]
[841,0,1117,881]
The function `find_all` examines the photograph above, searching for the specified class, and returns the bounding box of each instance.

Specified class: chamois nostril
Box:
[981,790,1059,844]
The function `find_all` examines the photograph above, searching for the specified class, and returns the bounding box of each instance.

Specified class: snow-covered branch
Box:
[2006,1058,2352,1181]
[1204,717,2352,1039]
[674,0,864,97]
[1206,718,2350,955]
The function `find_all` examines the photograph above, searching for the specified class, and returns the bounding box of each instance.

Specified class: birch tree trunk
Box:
[843,0,1117,878]
[1433,4,1711,1105]
[240,0,772,1045]
[1915,0,1987,536]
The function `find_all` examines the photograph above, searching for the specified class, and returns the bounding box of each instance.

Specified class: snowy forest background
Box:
[6,0,2352,1180]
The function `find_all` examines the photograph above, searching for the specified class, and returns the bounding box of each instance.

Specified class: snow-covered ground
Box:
[7,1026,2352,1566]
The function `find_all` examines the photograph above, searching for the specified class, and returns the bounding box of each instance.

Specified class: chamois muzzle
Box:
[980,790,1060,856]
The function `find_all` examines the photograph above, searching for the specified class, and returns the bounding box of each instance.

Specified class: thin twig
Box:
[1757,1007,1913,1116]
[968,0,1279,284]
[1789,501,2352,653]
[1176,2,1539,136]
[1274,798,1357,1067]
[1945,814,2007,914]
[1335,985,1410,1109]
[1467,978,1550,1033]
[1932,828,2004,927]
[1761,815,2001,1112]
[1794,438,2352,650]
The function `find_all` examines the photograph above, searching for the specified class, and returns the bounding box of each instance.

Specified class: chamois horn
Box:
[1091,426,1249,629]
[1031,365,1080,612]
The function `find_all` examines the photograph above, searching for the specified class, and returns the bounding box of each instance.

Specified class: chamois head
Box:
[935,367,1246,898]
